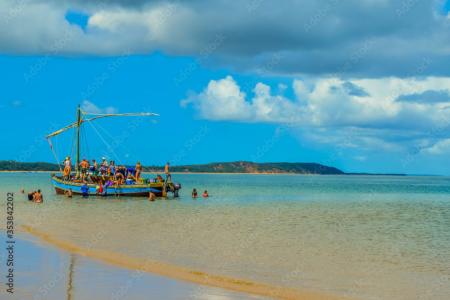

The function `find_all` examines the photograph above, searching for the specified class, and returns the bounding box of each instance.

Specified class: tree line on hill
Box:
[0,160,344,174]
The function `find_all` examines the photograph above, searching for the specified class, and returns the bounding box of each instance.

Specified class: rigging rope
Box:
[93,124,123,165]
[92,121,128,165]
[86,119,123,164]
[70,126,76,161]
[47,138,63,174]
[46,108,159,170]
[82,124,90,161]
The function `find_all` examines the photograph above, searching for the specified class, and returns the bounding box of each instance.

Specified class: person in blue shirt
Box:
[126,166,135,177]
[109,160,116,176]
[81,183,89,198]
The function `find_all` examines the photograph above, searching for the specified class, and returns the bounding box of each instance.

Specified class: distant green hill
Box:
[147,161,344,174]
[0,160,344,174]
[0,160,60,171]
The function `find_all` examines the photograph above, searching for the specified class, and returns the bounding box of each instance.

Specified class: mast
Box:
[76,105,81,175]
[46,108,159,170]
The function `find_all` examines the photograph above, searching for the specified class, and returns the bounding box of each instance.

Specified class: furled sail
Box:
[46,106,159,175]
[46,121,79,138]
[46,111,159,139]
[82,112,159,123]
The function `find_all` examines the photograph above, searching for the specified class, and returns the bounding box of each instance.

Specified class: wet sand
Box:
[20,225,351,300]
[1,232,268,300]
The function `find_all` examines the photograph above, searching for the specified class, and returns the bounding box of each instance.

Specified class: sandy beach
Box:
[1,232,269,300]
[20,225,348,300]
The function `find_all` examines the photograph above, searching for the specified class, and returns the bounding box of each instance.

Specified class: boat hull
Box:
[51,175,164,197]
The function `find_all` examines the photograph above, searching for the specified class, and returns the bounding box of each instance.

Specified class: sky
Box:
[1,0,450,175]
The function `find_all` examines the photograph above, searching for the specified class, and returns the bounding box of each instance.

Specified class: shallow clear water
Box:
[0,234,266,300]
[1,173,449,299]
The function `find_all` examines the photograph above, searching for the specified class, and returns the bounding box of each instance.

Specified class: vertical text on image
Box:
[5,192,15,294]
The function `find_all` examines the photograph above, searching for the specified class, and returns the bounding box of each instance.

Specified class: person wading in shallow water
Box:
[64,189,73,198]
[192,188,198,198]
[27,191,35,201]
[148,192,156,201]
[81,183,89,198]
[33,190,43,203]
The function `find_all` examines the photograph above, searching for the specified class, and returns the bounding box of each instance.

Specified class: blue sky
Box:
[1,1,450,175]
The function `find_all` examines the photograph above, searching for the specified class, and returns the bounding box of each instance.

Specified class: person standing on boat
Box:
[90,159,98,176]
[135,161,142,181]
[100,157,108,175]
[115,171,125,185]
[109,160,116,176]
[116,165,126,184]
[80,158,89,180]
[100,164,106,175]
[63,156,71,180]
[164,162,171,181]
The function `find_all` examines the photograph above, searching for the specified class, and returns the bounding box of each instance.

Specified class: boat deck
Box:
[51,175,168,197]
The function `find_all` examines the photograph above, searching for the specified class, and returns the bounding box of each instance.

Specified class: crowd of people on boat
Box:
[24,158,212,201]
[62,156,169,186]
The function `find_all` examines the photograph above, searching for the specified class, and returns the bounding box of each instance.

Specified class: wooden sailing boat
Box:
[46,105,180,197]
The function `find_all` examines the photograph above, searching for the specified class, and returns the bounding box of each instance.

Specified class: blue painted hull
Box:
[51,175,163,197]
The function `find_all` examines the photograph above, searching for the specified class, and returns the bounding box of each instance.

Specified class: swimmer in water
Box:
[64,189,73,198]
[27,191,35,201]
[33,190,43,203]
[148,192,156,202]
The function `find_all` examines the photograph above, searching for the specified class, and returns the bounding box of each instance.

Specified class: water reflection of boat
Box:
[46,105,181,197]
[66,254,75,300]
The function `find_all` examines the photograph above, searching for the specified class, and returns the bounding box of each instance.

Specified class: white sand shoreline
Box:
[21,225,352,300]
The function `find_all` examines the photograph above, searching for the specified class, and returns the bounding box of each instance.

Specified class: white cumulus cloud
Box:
[1,0,450,77]
[81,100,118,114]
[183,75,450,152]
[421,139,450,155]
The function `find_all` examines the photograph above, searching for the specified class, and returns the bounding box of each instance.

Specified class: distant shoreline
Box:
[0,170,410,176]
[0,160,409,176]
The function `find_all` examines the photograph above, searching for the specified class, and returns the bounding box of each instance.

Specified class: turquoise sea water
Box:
[1,173,449,299]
